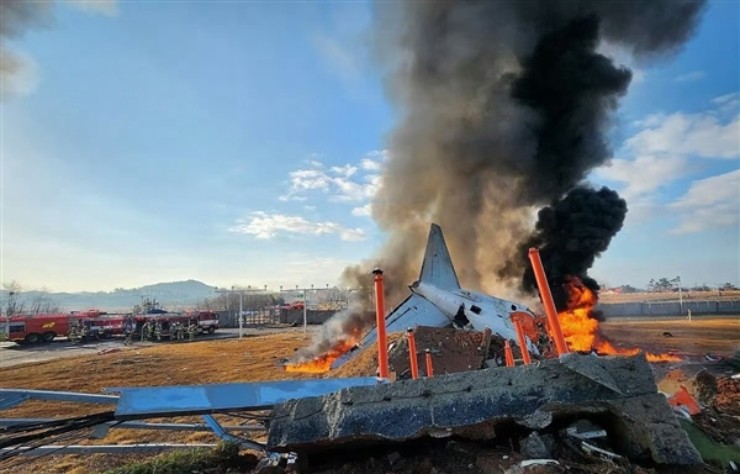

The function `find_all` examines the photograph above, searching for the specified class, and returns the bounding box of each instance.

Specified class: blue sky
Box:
[1,0,738,293]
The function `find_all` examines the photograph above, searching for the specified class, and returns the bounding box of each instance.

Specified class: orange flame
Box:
[284,337,359,374]
[557,276,681,363]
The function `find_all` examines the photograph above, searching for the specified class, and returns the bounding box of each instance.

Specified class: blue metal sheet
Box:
[0,389,118,410]
[112,377,381,418]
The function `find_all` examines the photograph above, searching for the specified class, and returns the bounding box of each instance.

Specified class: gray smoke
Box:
[369,0,705,298]
[1,0,116,100]
[299,0,707,360]
[291,301,373,363]
[0,0,52,99]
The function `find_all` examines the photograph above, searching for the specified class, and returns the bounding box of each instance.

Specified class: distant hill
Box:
[0,280,218,313]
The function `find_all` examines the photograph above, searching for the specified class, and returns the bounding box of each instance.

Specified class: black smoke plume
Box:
[519,187,628,310]
[302,0,706,359]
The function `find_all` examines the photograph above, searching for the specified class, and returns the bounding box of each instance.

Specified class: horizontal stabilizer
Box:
[419,224,460,290]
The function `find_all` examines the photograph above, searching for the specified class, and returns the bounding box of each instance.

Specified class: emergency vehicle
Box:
[4,313,93,344]
[191,311,219,333]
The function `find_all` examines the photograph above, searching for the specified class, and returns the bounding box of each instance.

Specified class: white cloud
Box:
[330,164,358,178]
[596,99,739,230]
[674,70,705,83]
[596,154,689,200]
[286,169,331,192]
[361,158,382,172]
[230,212,366,241]
[712,92,740,113]
[626,113,739,159]
[669,170,740,234]
[351,203,372,217]
[282,155,382,204]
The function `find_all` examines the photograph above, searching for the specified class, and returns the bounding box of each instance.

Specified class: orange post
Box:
[528,248,569,356]
[424,349,434,378]
[407,328,419,380]
[504,340,515,367]
[373,268,389,379]
[514,319,532,365]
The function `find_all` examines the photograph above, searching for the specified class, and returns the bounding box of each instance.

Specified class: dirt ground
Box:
[0,317,738,473]
[600,316,739,357]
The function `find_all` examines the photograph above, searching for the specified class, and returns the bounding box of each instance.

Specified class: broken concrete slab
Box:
[268,354,701,465]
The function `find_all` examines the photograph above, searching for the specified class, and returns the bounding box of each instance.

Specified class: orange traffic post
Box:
[373,268,389,379]
[528,248,569,356]
[407,328,419,380]
[424,349,434,378]
[514,319,532,365]
[504,340,515,367]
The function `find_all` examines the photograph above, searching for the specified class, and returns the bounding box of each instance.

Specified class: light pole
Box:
[677,276,683,315]
[3,291,15,340]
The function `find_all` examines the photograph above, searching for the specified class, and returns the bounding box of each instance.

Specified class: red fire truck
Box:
[5,313,94,344]
[4,310,219,344]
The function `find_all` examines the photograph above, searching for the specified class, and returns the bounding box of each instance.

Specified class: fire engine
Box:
[3,310,219,344]
[4,313,94,344]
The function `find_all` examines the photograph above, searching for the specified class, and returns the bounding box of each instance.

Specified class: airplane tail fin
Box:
[418,224,460,290]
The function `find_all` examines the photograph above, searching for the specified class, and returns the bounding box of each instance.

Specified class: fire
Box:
[284,337,359,374]
[557,276,682,363]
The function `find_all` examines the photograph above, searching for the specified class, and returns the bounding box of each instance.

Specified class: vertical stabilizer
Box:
[418,224,460,290]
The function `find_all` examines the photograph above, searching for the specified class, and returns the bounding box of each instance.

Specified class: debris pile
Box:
[269,354,703,469]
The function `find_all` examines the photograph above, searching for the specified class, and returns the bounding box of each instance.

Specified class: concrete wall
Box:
[598,299,740,317]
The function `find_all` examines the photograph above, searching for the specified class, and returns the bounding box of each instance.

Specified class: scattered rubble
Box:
[269,354,702,467]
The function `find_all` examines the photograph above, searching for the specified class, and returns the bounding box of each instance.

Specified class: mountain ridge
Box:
[1,280,219,312]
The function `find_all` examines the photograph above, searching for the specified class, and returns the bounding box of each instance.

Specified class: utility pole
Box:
[677,276,683,315]
[2,291,15,340]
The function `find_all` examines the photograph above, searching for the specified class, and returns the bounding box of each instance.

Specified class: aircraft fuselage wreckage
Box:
[332,223,545,369]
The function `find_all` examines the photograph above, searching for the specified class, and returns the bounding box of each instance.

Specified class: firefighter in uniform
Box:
[123,319,133,346]
[154,321,162,342]
[80,321,91,343]
[146,321,155,341]
[188,321,197,342]
[68,324,80,344]
[175,322,184,341]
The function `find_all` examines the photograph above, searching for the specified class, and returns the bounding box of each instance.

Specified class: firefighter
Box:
[123,319,134,346]
[154,321,162,342]
[146,321,155,341]
[68,324,80,344]
[80,321,91,343]
[188,321,197,342]
[175,322,185,341]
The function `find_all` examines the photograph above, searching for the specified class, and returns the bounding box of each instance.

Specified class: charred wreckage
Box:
[0,225,716,472]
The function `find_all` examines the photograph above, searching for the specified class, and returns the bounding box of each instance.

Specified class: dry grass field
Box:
[0,317,737,473]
